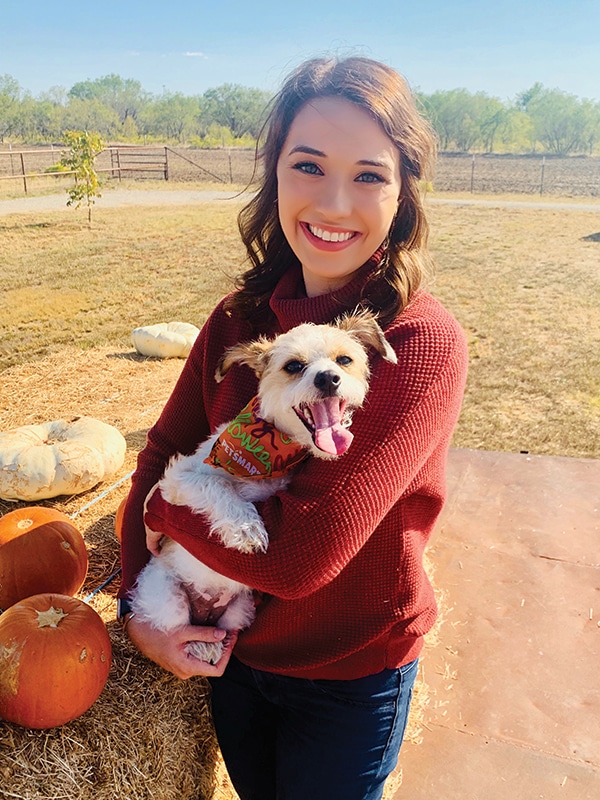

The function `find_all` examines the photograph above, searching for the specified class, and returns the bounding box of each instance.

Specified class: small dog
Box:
[129,311,397,663]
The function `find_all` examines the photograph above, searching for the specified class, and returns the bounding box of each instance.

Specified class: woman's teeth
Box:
[308,225,354,243]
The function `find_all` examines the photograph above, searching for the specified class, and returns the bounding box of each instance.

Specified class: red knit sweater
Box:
[120,259,468,680]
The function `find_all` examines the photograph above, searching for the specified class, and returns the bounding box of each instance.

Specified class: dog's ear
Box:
[215,338,274,382]
[335,311,398,364]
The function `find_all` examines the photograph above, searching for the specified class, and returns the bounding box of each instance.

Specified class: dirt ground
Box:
[1,186,599,218]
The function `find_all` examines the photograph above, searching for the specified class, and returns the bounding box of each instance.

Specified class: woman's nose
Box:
[314,178,353,219]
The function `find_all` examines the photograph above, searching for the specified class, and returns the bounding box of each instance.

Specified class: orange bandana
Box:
[204,396,309,479]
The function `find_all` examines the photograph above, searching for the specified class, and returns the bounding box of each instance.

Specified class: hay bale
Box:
[0,346,238,799]
[0,508,238,800]
[0,609,221,799]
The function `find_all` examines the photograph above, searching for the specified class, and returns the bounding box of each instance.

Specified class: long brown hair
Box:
[227,56,437,327]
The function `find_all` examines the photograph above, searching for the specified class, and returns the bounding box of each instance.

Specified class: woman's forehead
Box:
[282,97,399,167]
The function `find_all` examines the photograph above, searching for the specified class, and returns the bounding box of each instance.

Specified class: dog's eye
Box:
[336,355,353,367]
[283,360,305,374]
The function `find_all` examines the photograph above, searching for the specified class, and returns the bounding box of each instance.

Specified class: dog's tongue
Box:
[310,398,353,456]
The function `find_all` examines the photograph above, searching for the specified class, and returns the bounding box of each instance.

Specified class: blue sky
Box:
[2,0,599,102]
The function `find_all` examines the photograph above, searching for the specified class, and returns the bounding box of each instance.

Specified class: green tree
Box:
[63,97,120,139]
[0,74,22,141]
[420,89,481,151]
[202,84,271,138]
[34,87,68,141]
[59,130,103,225]
[476,95,510,153]
[421,89,513,152]
[578,99,600,155]
[515,82,545,113]
[497,107,535,153]
[68,74,147,123]
[139,92,202,142]
[520,85,592,154]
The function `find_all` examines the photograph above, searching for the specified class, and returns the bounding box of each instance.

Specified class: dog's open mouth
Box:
[293,397,354,456]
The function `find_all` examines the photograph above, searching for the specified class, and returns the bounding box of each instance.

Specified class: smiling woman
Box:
[276,97,402,296]
[232,55,437,330]
[118,55,468,800]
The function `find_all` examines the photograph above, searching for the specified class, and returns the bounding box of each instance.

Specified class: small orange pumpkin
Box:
[114,496,127,542]
[0,507,88,609]
[0,593,112,729]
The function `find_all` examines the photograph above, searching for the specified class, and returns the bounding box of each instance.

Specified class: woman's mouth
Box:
[301,222,360,250]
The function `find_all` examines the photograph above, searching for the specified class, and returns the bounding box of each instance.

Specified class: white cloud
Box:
[184,52,208,59]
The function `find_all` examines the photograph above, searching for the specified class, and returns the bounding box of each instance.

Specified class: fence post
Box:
[164,146,169,181]
[228,150,233,183]
[540,156,546,196]
[20,152,27,194]
[470,154,476,193]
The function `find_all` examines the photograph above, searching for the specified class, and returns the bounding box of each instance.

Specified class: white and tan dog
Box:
[129,312,397,663]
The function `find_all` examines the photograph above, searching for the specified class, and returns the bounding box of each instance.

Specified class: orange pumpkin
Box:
[0,593,112,728]
[0,507,88,609]
[114,496,127,542]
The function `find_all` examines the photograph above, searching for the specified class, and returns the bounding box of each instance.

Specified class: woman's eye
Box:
[283,360,305,374]
[356,172,385,184]
[293,161,322,176]
[336,355,353,366]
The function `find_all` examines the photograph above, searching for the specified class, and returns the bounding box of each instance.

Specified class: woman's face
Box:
[276,96,402,297]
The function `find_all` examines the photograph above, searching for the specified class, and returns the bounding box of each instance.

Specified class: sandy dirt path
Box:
[1,189,600,217]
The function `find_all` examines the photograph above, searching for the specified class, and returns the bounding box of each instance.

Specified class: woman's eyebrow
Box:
[357,158,393,169]
[288,145,326,157]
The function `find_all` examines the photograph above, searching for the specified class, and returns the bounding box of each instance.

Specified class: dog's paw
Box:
[186,639,224,665]
[217,519,268,553]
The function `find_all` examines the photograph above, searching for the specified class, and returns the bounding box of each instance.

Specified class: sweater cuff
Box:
[143,484,210,545]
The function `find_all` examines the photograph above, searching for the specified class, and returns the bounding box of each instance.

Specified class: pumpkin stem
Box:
[36,607,69,628]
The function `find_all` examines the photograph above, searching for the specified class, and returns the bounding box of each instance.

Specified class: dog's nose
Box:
[314,370,341,396]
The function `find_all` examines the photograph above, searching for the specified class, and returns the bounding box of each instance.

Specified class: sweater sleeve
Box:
[119,297,247,598]
[143,303,468,601]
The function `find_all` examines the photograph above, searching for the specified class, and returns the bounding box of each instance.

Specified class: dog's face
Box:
[216,312,397,459]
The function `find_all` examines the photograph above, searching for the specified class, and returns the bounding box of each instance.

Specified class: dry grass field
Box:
[428,198,600,459]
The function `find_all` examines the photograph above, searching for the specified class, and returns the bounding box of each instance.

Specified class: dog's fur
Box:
[129,312,397,663]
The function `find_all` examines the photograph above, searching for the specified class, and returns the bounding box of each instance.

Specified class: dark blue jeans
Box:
[208,655,418,800]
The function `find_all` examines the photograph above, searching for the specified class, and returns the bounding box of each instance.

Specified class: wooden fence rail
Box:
[0,166,169,194]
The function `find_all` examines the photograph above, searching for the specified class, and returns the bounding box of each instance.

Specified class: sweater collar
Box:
[268,249,384,332]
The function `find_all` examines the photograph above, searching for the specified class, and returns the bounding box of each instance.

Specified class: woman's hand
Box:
[145,526,164,556]
[126,615,238,680]
[143,483,165,556]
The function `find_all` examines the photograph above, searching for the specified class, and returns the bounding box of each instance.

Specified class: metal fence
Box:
[0,145,599,197]
[434,153,600,197]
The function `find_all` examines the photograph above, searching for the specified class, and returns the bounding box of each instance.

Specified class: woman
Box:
[119,56,468,800]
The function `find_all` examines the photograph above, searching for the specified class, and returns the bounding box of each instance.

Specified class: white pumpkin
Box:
[131,322,200,359]
[0,416,127,501]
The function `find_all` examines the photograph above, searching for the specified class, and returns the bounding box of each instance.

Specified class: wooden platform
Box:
[394,448,600,799]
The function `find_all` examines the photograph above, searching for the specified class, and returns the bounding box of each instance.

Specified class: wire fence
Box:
[0,145,599,197]
[434,152,600,197]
